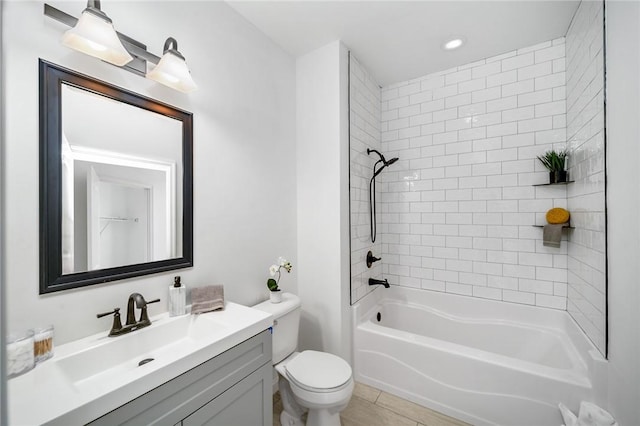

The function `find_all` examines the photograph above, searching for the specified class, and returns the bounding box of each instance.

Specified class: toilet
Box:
[253,293,354,426]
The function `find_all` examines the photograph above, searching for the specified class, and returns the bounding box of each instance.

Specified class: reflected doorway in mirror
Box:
[61,142,178,273]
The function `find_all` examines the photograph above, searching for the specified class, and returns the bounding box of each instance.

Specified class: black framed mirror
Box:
[39,59,193,294]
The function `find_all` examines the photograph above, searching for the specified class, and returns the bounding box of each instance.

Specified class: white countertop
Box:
[8,302,272,426]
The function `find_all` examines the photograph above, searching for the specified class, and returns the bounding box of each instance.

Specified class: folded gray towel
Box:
[191,285,225,314]
[543,223,566,248]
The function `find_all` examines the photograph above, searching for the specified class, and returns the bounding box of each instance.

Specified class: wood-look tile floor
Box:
[273,382,470,426]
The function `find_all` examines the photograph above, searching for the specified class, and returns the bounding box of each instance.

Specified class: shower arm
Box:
[367,148,387,164]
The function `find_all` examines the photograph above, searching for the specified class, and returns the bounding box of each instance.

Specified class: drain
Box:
[138,358,154,367]
[376,312,381,322]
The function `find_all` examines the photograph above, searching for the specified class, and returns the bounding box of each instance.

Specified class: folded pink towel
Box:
[191,285,225,314]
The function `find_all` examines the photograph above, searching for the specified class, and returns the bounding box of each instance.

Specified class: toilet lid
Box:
[285,350,352,391]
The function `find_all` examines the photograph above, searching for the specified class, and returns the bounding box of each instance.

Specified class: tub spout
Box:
[369,278,390,288]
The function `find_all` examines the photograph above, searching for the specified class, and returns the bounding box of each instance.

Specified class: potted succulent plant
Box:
[267,257,292,303]
[537,150,568,183]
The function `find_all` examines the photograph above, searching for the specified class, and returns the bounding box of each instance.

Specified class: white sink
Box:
[56,313,228,389]
[9,302,273,426]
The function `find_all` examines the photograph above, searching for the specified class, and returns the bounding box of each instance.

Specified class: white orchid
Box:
[267,256,293,291]
[269,265,279,276]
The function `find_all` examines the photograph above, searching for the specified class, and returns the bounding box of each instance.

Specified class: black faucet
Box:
[369,278,390,288]
[97,293,160,337]
[127,293,155,327]
[366,251,382,268]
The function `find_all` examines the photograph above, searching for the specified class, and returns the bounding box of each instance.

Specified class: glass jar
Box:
[34,325,54,363]
[7,330,35,378]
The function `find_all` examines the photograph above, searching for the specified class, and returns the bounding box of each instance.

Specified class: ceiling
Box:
[227,1,580,86]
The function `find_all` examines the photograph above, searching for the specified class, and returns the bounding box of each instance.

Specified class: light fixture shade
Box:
[62,8,133,66]
[147,52,197,93]
[147,40,197,93]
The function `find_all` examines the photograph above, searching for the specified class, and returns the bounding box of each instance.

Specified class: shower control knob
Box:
[366,251,382,268]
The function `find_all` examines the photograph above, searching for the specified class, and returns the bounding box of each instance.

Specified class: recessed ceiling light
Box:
[442,37,465,51]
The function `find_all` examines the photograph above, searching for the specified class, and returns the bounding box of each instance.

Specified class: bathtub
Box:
[352,287,607,425]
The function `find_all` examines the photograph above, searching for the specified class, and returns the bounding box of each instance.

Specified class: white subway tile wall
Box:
[350,54,383,303]
[378,38,570,310]
[566,1,606,355]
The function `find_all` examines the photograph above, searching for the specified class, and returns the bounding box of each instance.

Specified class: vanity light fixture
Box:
[147,37,197,93]
[43,3,197,93]
[61,0,133,66]
[442,37,466,51]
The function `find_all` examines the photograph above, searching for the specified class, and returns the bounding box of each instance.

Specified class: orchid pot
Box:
[266,256,292,304]
[269,290,283,304]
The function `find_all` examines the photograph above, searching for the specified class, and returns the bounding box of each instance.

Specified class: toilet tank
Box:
[252,293,301,364]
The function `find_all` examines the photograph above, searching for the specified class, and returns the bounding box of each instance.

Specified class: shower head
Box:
[368,149,399,179]
[367,149,399,167]
[386,157,399,166]
[372,159,399,179]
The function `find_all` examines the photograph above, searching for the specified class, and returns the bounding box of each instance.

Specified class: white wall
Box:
[0,0,6,421]
[566,0,606,355]
[296,41,351,362]
[379,39,569,309]
[349,54,383,303]
[1,0,296,345]
[605,1,640,423]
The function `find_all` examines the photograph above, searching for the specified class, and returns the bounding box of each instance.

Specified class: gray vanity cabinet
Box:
[88,330,272,426]
[181,364,270,425]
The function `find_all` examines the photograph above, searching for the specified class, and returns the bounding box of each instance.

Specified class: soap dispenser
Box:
[169,276,186,316]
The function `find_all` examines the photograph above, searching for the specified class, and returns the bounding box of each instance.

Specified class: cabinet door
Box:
[182,362,272,426]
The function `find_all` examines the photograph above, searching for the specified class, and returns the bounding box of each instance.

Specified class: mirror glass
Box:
[61,85,183,273]
[40,60,193,293]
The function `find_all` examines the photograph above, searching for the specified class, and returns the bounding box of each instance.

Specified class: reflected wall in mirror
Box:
[40,60,193,293]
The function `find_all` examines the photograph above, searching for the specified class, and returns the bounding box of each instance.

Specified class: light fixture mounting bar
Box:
[43,3,161,76]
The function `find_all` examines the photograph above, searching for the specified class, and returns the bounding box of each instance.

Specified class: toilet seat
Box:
[285,350,353,393]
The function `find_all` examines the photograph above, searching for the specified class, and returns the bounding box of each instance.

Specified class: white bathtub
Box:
[352,287,607,426]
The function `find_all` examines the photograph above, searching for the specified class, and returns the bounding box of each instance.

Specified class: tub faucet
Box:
[369,278,390,288]
[366,251,382,268]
